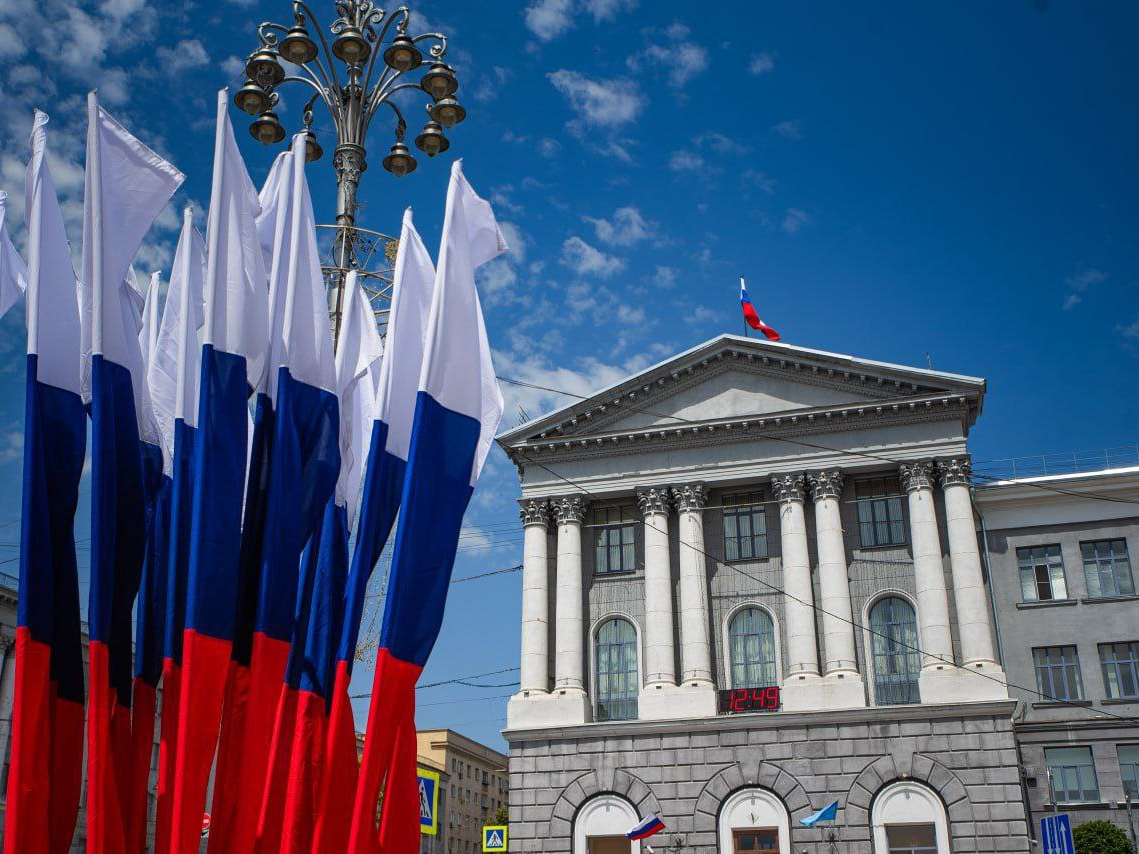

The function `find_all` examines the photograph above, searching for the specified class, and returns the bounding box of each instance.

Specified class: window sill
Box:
[1101,697,1139,705]
[1032,700,1092,709]
[593,570,639,580]
[1080,594,1139,605]
[1016,599,1078,610]
[853,543,908,554]
[1051,802,1111,810]
[723,556,771,565]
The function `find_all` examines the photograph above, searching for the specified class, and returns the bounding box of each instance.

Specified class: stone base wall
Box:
[506,701,1030,854]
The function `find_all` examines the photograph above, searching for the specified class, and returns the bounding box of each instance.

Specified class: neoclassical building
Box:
[499,335,1029,854]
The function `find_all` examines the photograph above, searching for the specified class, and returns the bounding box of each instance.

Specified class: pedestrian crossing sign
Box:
[419,768,440,836]
[482,825,508,852]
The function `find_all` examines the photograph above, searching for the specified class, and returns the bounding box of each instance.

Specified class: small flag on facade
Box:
[799,800,839,827]
[739,276,781,341]
[627,814,666,840]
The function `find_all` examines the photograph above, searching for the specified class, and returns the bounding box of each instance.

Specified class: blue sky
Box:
[0,1,1137,752]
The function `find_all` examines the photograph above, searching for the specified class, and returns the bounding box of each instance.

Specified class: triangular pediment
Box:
[498,335,985,446]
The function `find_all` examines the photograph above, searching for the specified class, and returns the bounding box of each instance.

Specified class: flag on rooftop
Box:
[740,276,781,341]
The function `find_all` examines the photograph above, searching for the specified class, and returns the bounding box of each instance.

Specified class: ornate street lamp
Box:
[238,1,467,342]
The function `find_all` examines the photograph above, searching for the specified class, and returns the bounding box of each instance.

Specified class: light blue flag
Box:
[799,800,839,827]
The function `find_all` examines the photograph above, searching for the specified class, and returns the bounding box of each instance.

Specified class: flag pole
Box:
[740,275,748,337]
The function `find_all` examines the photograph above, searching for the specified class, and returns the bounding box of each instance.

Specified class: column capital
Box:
[899,461,936,493]
[551,495,586,525]
[672,483,708,513]
[636,487,671,517]
[518,498,551,527]
[937,456,973,488]
[771,473,807,505]
[808,470,844,502]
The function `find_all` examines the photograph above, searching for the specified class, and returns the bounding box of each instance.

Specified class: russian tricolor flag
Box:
[146,207,207,853]
[4,108,86,854]
[349,161,506,853]
[740,277,781,341]
[207,149,288,852]
[82,91,184,853]
[627,815,666,841]
[314,211,434,852]
[168,89,268,854]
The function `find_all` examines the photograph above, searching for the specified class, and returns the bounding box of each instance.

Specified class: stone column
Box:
[938,458,1000,668]
[637,487,677,689]
[773,474,820,679]
[673,484,713,686]
[552,496,587,694]
[899,462,954,668]
[518,499,551,694]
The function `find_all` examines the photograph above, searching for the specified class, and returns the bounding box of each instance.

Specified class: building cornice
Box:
[504,394,975,471]
[498,336,985,448]
[502,699,1018,745]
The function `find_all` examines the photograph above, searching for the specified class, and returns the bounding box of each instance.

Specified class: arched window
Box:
[869,596,921,706]
[595,618,638,722]
[729,607,778,688]
[872,781,950,853]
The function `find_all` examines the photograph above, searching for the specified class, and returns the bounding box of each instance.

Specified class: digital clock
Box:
[718,686,780,714]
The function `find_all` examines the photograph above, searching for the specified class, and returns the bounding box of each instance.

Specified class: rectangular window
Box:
[1033,646,1083,702]
[855,476,906,548]
[1045,746,1099,803]
[723,493,768,561]
[592,506,636,574]
[1119,745,1139,800]
[1100,642,1139,699]
[1082,539,1135,598]
[1017,544,1068,602]
[885,824,938,854]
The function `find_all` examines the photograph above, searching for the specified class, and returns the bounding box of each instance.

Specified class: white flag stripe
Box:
[150,208,206,468]
[201,89,268,389]
[24,110,81,393]
[375,208,435,463]
[333,270,384,519]
[0,191,27,321]
[277,132,335,395]
[420,161,507,485]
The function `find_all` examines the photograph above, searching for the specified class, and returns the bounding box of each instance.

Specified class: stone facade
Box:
[508,704,1026,853]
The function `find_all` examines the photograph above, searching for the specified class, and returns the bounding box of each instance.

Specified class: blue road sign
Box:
[1041,814,1074,854]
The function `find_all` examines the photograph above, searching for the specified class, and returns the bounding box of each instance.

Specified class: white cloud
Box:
[691,305,719,324]
[548,70,646,129]
[583,0,638,21]
[0,23,25,60]
[156,39,210,75]
[749,52,775,75]
[1062,267,1107,310]
[669,149,706,173]
[538,137,562,158]
[525,0,574,41]
[632,22,708,89]
[742,169,776,194]
[774,120,803,140]
[782,208,810,234]
[654,266,678,289]
[694,131,748,156]
[221,54,247,81]
[583,206,656,247]
[561,236,625,277]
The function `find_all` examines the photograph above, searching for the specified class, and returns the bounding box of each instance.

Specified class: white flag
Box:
[24,109,80,390]
[0,191,28,321]
[421,160,508,484]
[333,270,383,522]
[81,91,184,411]
[149,208,206,471]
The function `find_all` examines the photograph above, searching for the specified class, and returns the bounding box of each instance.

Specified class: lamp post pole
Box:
[234,0,466,344]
